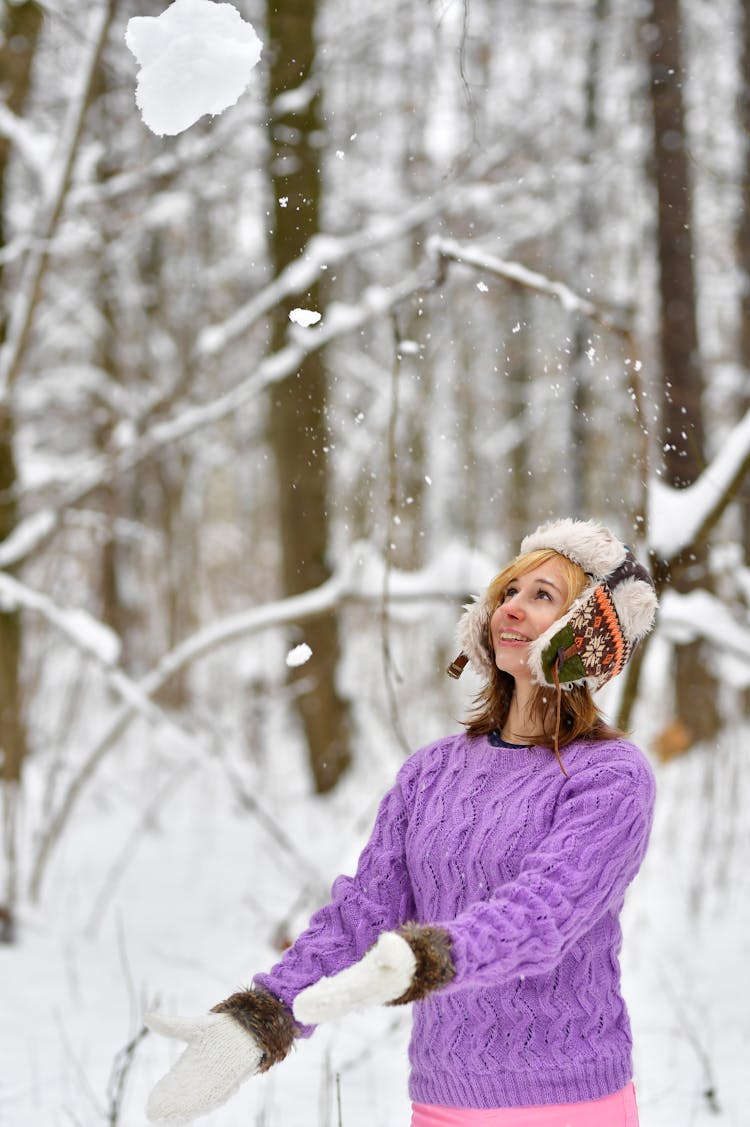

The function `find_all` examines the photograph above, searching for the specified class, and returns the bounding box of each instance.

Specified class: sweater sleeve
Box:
[441,752,655,991]
[253,760,418,1023]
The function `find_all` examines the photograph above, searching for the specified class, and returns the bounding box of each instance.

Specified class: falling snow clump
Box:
[289,308,322,327]
[286,643,313,668]
[125,0,263,137]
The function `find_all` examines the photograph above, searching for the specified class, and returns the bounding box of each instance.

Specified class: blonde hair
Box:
[485,548,587,613]
[463,548,624,750]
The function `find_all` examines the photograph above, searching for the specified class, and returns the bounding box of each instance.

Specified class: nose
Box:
[502,596,524,621]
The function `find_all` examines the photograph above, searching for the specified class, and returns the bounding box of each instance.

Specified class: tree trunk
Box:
[264,0,350,792]
[569,0,608,519]
[505,289,532,544]
[0,0,44,942]
[737,0,750,588]
[644,0,720,742]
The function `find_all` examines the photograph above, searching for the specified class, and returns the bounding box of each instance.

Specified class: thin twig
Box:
[115,913,138,1033]
[0,272,434,573]
[379,315,412,756]
[0,0,119,400]
[28,571,474,902]
[55,1010,107,1122]
[105,920,154,1125]
[457,0,479,148]
[105,1025,149,1127]
[84,762,197,938]
[658,963,722,1116]
[216,749,329,899]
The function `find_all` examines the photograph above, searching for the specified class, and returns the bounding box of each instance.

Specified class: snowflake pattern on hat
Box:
[540,583,632,688]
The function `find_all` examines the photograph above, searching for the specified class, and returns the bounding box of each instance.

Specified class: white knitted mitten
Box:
[145,1011,263,1123]
[293,931,417,1024]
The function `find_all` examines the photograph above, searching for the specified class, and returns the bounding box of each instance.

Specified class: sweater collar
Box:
[487,728,535,750]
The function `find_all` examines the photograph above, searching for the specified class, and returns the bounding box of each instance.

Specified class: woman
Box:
[145,518,657,1127]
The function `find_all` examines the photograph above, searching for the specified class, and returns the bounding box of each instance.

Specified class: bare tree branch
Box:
[431,236,634,337]
[194,141,514,359]
[0,0,119,400]
[1,268,432,570]
[27,555,476,901]
[0,102,49,186]
[85,761,196,938]
[105,1025,149,1127]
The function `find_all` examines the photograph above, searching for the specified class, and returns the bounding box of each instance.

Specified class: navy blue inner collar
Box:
[488,728,533,749]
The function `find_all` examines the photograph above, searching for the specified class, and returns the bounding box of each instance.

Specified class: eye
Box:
[536,589,553,600]
[503,585,518,600]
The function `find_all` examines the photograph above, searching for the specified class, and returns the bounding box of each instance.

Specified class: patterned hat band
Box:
[448,519,658,692]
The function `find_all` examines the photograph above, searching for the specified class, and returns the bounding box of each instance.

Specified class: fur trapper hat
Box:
[447,518,657,691]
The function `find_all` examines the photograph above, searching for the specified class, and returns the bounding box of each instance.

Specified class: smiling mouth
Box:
[498,632,530,642]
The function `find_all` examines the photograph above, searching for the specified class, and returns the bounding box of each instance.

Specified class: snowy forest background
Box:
[1,0,749,1123]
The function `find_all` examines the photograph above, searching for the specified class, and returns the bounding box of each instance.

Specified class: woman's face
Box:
[489,557,569,684]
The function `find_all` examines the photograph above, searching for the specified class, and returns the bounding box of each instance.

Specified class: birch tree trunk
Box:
[264,0,350,792]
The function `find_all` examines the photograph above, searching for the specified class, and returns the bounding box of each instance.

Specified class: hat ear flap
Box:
[446,524,658,689]
[611,575,657,640]
[454,592,496,679]
[525,586,598,689]
[528,583,635,691]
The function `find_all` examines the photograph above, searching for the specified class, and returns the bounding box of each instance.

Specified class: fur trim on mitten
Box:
[211,987,297,1072]
[389,922,456,1004]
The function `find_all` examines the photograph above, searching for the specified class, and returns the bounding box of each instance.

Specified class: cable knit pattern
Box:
[255,733,655,1108]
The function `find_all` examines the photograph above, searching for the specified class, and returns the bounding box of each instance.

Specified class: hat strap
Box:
[551,658,569,778]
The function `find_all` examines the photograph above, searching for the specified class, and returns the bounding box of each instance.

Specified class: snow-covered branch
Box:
[0,0,118,401]
[648,405,750,559]
[0,123,232,267]
[196,142,512,357]
[0,103,51,186]
[431,237,633,336]
[0,572,120,666]
[27,540,490,900]
[0,270,434,570]
[658,588,750,670]
[69,131,227,209]
[0,570,177,727]
[66,81,317,213]
[151,542,488,688]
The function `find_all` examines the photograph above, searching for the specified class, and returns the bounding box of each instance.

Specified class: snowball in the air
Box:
[286,643,312,668]
[125,0,263,137]
[289,308,322,327]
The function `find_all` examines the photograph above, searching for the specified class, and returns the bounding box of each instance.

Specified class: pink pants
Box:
[411,1083,639,1127]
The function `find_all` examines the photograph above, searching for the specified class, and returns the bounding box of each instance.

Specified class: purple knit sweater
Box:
[254,732,655,1108]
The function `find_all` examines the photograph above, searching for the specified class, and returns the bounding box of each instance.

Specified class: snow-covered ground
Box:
[3,627,748,1127]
